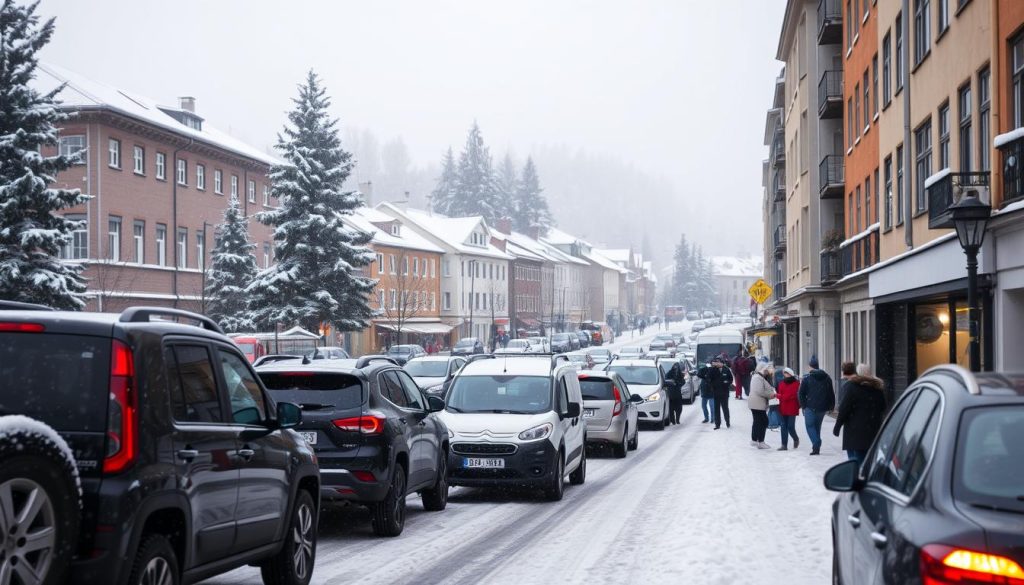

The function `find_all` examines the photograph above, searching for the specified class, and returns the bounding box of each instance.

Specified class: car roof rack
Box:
[354,355,399,369]
[921,364,981,395]
[0,300,55,311]
[118,307,224,334]
[467,352,569,370]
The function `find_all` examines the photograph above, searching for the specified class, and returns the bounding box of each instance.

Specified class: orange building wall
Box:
[844,0,881,261]
[996,0,1024,207]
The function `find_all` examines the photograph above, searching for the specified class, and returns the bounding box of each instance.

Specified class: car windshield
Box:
[695,343,743,365]
[552,333,570,341]
[567,354,588,363]
[607,365,659,386]
[259,372,364,409]
[388,346,413,354]
[404,360,448,377]
[620,347,642,354]
[954,405,1024,514]
[445,375,552,414]
[455,339,476,348]
[507,340,528,348]
[237,342,257,353]
[580,378,615,401]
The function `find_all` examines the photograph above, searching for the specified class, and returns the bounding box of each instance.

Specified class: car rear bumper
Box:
[448,440,558,488]
[319,468,390,502]
[586,418,627,444]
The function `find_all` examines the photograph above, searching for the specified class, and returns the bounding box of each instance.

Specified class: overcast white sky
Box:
[38,0,786,258]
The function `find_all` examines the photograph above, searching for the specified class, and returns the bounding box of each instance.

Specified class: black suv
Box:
[0,305,320,585]
[825,365,1024,585]
[256,356,450,537]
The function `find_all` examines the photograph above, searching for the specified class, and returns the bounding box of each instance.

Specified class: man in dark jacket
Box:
[798,356,835,455]
[698,355,734,429]
[699,373,715,423]
[663,361,685,425]
[833,372,887,464]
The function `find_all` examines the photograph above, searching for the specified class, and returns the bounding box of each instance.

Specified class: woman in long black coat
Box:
[833,372,887,465]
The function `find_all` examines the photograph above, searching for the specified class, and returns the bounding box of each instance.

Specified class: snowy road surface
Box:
[203,322,843,585]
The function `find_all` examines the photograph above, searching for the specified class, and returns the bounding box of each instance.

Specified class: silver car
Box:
[585,347,613,366]
[616,346,646,360]
[578,370,642,457]
[604,360,668,430]
[657,357,696,403]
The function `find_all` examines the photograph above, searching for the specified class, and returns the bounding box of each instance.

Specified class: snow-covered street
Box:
[205,323,843,585]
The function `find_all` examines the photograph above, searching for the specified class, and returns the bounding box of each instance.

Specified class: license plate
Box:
[464,457,505,469]
[300,432,317,445]
[583,409,596,418]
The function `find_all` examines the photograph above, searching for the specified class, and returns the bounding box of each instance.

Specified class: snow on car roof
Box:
[460,356,567,377]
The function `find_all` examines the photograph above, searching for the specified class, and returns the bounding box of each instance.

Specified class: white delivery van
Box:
[694,328,745,366]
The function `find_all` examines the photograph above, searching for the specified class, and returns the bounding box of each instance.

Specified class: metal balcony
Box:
[926,171,990,229]
[772,281,787,303]
[999,132,1024,208]
[840,228,880,276]
[773,225,787,258]
[772,134,786,168]
[817,0,842,45]
[819,155,845,199]
[773,171,785,202]
[820,248,842,286]
[818,70,843,119]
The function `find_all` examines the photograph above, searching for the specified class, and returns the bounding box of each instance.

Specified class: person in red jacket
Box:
[776,368,801,450]
[732,351,753,399]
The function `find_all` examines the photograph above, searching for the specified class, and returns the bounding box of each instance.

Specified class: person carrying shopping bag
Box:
[748,362,777,449]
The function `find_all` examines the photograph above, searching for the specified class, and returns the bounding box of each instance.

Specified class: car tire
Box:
[613,427,628,458]
[421,453,448,512]
[628,427,639,451]
[261,489,317,585]
[544,453,565,501]
[654,417,666,431]
[371,466,407,537]
[126,534,180,585]
[0,422,80,585]
[569,445,586,485]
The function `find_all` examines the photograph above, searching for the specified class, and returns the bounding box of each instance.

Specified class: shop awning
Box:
[747,325,781,337]
[375,322,453,335]
[516,317,541,327]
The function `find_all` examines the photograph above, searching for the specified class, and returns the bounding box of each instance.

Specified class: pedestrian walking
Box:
[732,351,753,400]
[833,364,888,465]
[698,354,734,429]
[797,356,835,455]
[837,361,856,407]
[664,361,685,425]
[699,372,715,424]
[776,368,801,450]
[748,362,777,449]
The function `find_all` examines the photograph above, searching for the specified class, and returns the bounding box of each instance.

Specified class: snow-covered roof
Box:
[543,227,588,247]
[34,63,281,167]
[376,204,512,260]
[503,231,565,264]
[504,239,546,262]
[345,207,444,254]
[584,250,628,274]
[710,256,764,278]
[642,261,657,283]
[598,248,632,265]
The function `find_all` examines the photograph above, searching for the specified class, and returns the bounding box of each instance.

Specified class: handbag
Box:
[768,397,781,407]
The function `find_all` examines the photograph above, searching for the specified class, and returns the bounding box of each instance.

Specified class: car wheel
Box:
[628,426,639,451]
[613,427,628,458]
[0,422,80,585]
[569,445,586,485]
[127,534,180,585]
[654,416,666,431]
[421,453,448,512]
[261,490,316,585]
[372,466,407,537]
[544,453,565,501]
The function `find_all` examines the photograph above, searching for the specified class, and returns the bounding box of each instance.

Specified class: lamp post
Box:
[948,191,991,372]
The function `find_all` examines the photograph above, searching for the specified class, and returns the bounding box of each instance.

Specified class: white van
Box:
[694,328,745,366]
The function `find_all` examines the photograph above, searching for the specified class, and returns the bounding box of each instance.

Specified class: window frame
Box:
[895,14,905,92]
[863,386,944,502]
[914,118,933,214]
[176,158,187,186]
[133,146,145,175]
[214,169,223,194]
[882,33,892,106]
[155,152,166,180]
[62,213,88,260]
[108,138,121,169]
[913,0,931,66]
[958,82,973,173]
[247,179,256,203]
[231,175,238,198]
[59,135,86,163]
[177,227,188,269]
[108,215,122,262]
[156,224,167,267]
[883,155,894,229]
[978,67,991,173]
[133,220,145,264]
[216,345,269,425]
[165,342,229,425]
[196,164,206,190]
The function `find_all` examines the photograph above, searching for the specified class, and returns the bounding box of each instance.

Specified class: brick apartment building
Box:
[34,63,278,313]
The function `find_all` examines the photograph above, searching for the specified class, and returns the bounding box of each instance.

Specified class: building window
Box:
[413,257,420,276]
[214,170,223,194]
[862,72,870,130]
[196,164,206,190]
[938,103,950,169]
[896,145,905,224]
[177,159,187,185]
[263,184,270,206]
[389,224,400,236]
[58,135,86,162]
[979,67,990,173]
[959,83,972,173]
[390,290,398,310]
[848,97,855,147]
[855,186,862,232]
[846,0,853,51]
[443,260,451,277]
[913,0,930,65]
[865,176,872,227]
[915,120,932,213]
[133,220,144,263]
[882,33,892,105]
[402,257,409,276]
[430,259,436,278]
[389,254,396,274]
[431,292,436,311]
[108,216,121,261]
[108,138,121,168]
[895,14,904,92]
[938,0,949,34]
[263,243,270,268]
[133,146,145,175]
[155,152,166,180]
[443,292,452,310]
[156,224,167,266]
[231,175,238,198]
[177,228,188,269]
[883,156,893,228]
[376,253,384,274]
[1014,34,1024,129]
[873,168,880,223]
[247,180,255,203]
[872,55,879,116]
[61,214,87,259]
[196,231,205,270]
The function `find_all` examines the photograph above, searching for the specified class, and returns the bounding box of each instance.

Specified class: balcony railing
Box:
[772,134,786,168]
[999,131,1024,207]
[840,227,880,276]
[817,70,843,119]
[926,171,990,229]
[820,248,842,285]
[773,171,785,202]
[773,225,787,257]
[819,155,845,198]
[817,0,842,45]
[772,281,787,303]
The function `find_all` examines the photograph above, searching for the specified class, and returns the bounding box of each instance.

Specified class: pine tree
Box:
[671,234,691,305]
[246,71,376,332]
[429,147,457,215]
[205,197,258,332]
[512,157,554,234]
[450,121,499,221]
[494,153,518,221]
[0,0,89,310]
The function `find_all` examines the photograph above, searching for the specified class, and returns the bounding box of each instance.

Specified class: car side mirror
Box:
[426,395,445,412]
[276,402,302,429]
[629,394,644,404]
[823,460,863,492]
[565,402,582,418]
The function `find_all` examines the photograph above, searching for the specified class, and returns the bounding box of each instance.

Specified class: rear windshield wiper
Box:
[968,501,1024,515]
[299,403,335,411]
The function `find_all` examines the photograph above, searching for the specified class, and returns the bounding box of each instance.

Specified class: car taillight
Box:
[332,415,385,435]
[921,544,1024,584]
[103,339,137,474]
[612,385,623,416]
[0,322,45,332]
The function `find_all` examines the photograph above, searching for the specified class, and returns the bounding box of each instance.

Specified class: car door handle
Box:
[238,448,255,461]
[847,514,861,528]
[870,531,887,548]
[398,417,408,425]
[177,449,199,461]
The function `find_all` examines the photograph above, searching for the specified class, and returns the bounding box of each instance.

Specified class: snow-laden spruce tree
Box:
[0,0,89,309]
[494,153,518,222]
[512,157,553,235]
[429,147,457,215]
[671,233,693,306]
[449,121,499,221]
[205,197,258,332]
[246,71,376,333]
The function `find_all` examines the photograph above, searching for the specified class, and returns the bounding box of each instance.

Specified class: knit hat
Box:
[755,361,772,375]
[809,355,819,369]
[783,367,795,377]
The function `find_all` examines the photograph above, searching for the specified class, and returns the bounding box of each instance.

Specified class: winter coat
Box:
[699,376,713,398]
[776,377,801,416]
[697,365,734,398]
[732,355,753,379]
[798,368,836,412]
[833,375,888,451]
[747,373,776,411]
[664,364,684,401]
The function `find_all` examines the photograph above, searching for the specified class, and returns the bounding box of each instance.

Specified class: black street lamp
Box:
[948,190,991,372]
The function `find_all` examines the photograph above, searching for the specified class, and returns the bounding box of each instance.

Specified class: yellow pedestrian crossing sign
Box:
[748,279,773,305]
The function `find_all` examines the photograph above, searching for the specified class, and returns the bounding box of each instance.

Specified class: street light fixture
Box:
[948,190,991,372]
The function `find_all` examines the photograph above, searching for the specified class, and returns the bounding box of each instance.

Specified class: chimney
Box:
[178,96,196,113]
[528,226,540,240]
[359,181,374,206]
[496,217,512,235]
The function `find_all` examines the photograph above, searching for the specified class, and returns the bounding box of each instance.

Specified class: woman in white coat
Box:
[748,362,777,449]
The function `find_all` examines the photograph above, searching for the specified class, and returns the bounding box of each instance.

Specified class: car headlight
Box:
[645,392,662,402]
[518,423,553,441]
[426,384,444,394]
